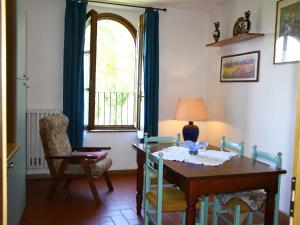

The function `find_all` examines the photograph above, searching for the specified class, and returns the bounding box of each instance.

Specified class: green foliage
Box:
[96,20,135,93]
[93,20,135,125]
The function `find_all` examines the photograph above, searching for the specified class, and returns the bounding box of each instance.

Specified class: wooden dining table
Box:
[132,143,286,225]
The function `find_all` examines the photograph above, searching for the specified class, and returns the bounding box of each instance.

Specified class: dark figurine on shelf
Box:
[244,10,251,33]
[213,21,220,42]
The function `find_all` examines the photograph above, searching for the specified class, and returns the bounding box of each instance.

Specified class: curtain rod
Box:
[87,0,167,12]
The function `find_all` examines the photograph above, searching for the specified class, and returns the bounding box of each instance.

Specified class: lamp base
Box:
[182,121,199,142]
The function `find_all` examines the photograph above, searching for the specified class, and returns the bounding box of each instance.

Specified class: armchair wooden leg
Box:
[64,178,72,188]
[104,171,114,191]
[47,180,59,200]
[81,160,101,205]
[47,159,68,200]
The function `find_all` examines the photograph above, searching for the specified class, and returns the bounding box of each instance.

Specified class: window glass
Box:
[84,12,139,130]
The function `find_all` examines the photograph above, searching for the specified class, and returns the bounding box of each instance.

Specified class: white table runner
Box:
[152,146,238,166]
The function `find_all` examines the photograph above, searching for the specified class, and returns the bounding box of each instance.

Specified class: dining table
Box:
[132,143,287,225]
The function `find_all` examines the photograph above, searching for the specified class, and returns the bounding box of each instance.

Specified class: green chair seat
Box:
[146,187,187,212]
[146,188,201,213]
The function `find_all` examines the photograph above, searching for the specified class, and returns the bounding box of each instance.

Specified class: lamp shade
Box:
[174,98,208,121]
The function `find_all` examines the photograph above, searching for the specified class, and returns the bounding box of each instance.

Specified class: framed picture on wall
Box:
[220,51,260,82]
[274,0,300,64]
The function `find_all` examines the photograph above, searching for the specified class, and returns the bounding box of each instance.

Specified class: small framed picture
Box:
[274,0,300,64]
[220,51,260,82]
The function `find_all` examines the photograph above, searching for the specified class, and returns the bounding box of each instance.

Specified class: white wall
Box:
[206,0,297,214]
[158,9,210,140]
[26,0,210,170]
[26,0,65,109]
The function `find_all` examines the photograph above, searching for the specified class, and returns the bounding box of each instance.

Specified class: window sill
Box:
[85,129,137,133]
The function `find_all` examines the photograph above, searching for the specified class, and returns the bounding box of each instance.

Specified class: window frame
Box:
[86,11,139,131]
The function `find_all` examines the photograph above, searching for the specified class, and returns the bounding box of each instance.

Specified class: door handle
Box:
[23,82,30,88]
[16,74,29,81]
[23,74,29,80]
[7,161,14,168]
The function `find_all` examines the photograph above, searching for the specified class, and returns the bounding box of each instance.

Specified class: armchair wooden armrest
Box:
[45,154,98,160]
[73,147,111,152]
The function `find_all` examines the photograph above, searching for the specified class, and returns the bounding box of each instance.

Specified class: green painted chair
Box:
[144,132,180,186]
[220,136,244,157]
[144,145,188,225]
[143,145,207,225]
[212,145,283,225]
[144,133,181,145]
[210,136,245,225]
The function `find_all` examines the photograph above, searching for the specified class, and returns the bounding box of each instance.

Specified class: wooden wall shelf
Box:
[206,33,265,47]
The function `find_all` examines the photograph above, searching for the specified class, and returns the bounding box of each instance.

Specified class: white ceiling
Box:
[97,0,231,11]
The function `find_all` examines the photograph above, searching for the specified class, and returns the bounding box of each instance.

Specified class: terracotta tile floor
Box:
[21,174,288,225]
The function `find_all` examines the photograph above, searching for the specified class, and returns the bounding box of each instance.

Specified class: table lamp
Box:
[174,98,208,142]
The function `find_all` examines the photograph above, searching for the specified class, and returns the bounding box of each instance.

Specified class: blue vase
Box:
[182,121,199,142]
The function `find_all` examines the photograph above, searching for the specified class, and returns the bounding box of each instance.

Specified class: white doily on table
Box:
[152,146,238,166]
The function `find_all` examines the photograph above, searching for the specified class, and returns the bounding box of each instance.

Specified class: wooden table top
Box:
[132,143,286,180]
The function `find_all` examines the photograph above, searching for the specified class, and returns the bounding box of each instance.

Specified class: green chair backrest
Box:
[144,144,164,224]
[252,145,282,225]
[144,133,180,145]
[220,136,244,157]
[252,145,282,169]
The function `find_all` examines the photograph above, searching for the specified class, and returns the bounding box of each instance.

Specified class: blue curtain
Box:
[63,0,87,148]
[143,8,159,137]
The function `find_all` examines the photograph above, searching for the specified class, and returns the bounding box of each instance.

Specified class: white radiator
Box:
[26,109,62,174]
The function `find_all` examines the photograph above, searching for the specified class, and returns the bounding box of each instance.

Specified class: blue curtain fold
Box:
[63,0,87,148]
[143,8,159,137]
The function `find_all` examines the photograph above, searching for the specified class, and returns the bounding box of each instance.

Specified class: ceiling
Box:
[96,0,231,11]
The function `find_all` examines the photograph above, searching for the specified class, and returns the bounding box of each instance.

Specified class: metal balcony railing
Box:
[95,91,135,126]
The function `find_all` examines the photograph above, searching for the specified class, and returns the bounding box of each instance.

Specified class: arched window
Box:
[84,11,139,130]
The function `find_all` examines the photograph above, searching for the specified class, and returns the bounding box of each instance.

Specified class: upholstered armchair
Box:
[39,114,113,205]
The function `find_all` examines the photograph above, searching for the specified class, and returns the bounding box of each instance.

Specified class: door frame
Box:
[292,63,300,225]
[0,0,7,224]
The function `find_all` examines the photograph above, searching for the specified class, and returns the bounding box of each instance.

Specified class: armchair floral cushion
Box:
[221,190,266,212]
[39,114,72,156]
[63,157,112,176]
[39,114,112,176]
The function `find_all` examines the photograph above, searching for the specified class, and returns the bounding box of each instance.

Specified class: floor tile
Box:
[21,174,288,225]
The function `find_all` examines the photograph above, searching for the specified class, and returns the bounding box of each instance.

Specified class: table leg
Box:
[264,189,276,225]
[136,151,144,215]
[186,197,197,225]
